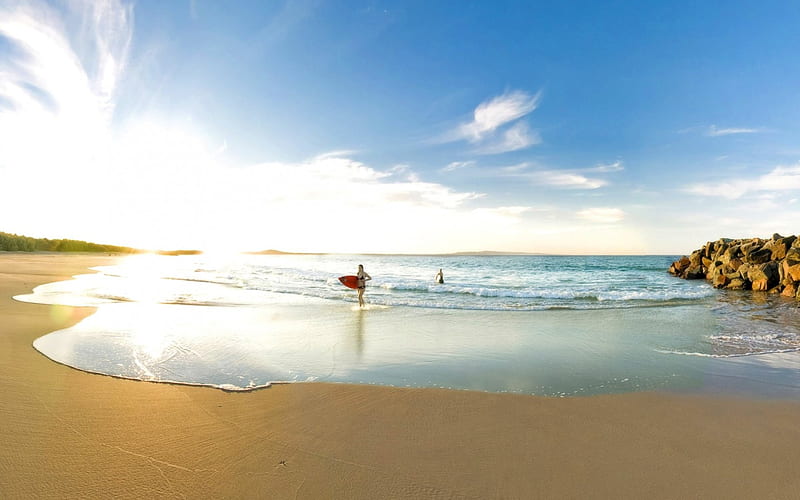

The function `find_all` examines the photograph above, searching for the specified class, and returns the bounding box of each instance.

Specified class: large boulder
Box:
[684,265,705,280]
[726,278,748,290]
[712,273,729,289]
[786,247,800,265]
[669,256,691,276]
[747,247,773,265]
[741,240,763,257]
[770,237,795,260]
[689,250,703,268]
[783,260,800,282]
[737,263,752,280]
[748,261,780,291]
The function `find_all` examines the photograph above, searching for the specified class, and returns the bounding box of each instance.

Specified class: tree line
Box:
[0,231,140,253]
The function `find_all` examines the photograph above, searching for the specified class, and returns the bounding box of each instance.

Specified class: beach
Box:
[2,253,800,499]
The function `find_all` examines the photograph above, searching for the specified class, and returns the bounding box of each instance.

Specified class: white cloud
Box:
[534,171,607,189]
[576,207,625,223]
[441,160,475,172]
[477,121,541,155]
[586,160,624,173]
[440,90,542,155]
[0,0,132,171]
[458,90,541,142]
[314,150,359,160]
[706,125,760,136]
[499,161,621,189]
[246,156,482,210]
[686,164,800,199]
[389,163,423,182]
[499,162,530,173]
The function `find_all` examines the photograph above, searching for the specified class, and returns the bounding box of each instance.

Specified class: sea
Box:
[15,253,800,398]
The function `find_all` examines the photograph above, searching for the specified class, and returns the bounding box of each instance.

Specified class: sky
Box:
[1,0,799,254]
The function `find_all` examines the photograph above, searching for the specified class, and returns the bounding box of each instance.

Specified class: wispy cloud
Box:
[314,150,360,160]
[476,121,541,155]
[459,90,541,141]
[501,160,622,189]
[677,125,763,136]
[585,160,624,173]
[536,171,607,189]
[441,90,542,155]
[706,125,761,136]
[0,0,132,169]
[441,160,476,172]
[686,164,800,199]
[576,207,625,223]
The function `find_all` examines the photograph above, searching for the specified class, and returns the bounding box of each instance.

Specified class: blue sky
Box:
[1,0,799,253]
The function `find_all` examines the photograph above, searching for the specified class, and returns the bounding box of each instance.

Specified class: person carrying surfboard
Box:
[357,264,372,307]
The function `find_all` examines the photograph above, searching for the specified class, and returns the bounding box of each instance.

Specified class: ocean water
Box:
[16,254,800,397]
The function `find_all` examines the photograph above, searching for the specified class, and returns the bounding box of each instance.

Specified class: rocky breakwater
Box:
[669,233,800,300]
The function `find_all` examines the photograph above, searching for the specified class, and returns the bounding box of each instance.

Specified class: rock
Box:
[669,235,799,300]
[712,273,729,288]
[741,240,762,257]
[747,261,780,291]
[752,279,769,291]
[669,256,690,276]
[684,265,705,279]
[737,263,752,279]
[747,248,773,265]
[726,278,747,290]
[786,247,800,265]
[783,260,800,282]
[770,237,794,260]
[689,250,703,268]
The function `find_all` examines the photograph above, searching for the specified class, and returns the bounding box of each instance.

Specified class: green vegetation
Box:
[0,231,141,253]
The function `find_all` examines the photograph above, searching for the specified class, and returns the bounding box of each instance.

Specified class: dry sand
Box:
[1,252,800,499]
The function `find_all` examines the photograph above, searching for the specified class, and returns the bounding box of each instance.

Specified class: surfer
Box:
[435,268,444,284]
[356,264,372,307]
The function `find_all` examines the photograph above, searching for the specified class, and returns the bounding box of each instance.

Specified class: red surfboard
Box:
[338,275,359,289]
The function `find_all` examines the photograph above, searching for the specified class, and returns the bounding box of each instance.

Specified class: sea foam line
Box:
[655,348,800,358]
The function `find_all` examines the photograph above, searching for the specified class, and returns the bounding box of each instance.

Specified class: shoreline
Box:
[3,253,800,498]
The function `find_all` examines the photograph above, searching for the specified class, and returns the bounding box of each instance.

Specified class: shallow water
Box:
[16,254,800,397]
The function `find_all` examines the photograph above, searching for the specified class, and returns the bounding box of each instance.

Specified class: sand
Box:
[2,253,800,499]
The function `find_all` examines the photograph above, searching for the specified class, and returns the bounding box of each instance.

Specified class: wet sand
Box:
[2,252,800,499]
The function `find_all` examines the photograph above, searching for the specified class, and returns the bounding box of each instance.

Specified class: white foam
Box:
[656,348,800,358]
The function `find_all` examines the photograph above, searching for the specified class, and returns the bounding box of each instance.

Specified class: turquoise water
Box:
[16,254,800,397]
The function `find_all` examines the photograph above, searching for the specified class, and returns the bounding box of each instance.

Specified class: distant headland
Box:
[669,233,800,300]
